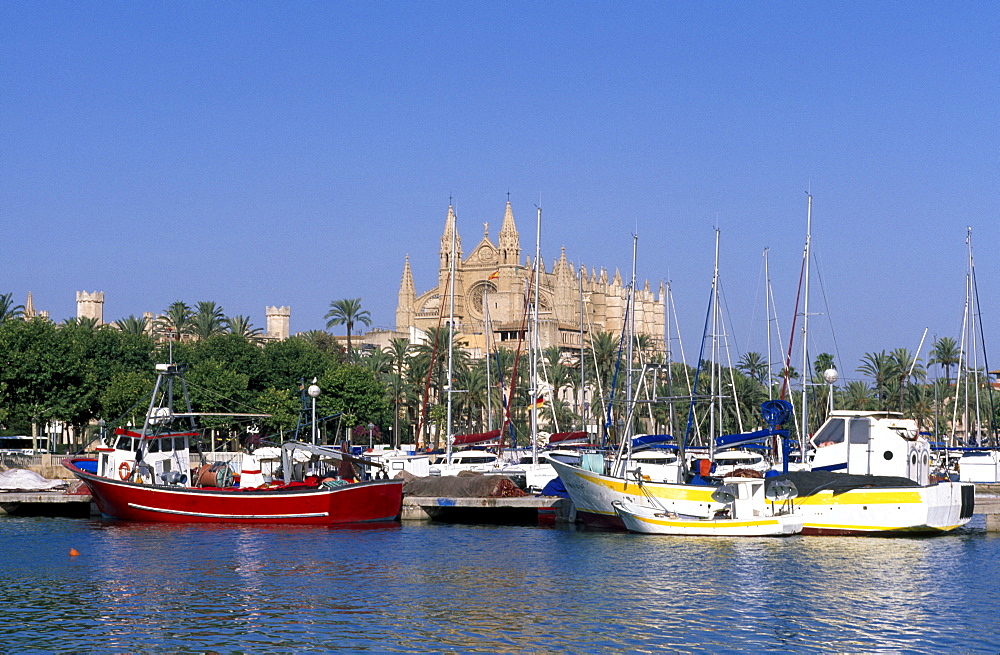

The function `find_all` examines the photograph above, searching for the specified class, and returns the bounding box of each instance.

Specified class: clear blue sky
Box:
[3,2,998,384]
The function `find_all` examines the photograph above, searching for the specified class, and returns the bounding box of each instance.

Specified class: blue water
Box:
[1,516,998,653]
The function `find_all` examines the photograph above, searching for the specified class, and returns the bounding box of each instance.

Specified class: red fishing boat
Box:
[63,364,402,524]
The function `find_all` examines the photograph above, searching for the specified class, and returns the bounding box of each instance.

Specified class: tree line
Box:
[1,292,995,451]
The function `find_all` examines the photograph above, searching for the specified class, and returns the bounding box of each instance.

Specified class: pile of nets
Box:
[0,468,68,491]
[401,471,527,498]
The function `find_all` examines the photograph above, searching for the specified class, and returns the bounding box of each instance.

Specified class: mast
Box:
[800,193,813,462]
[709,228,720,460]
[484,288,493,432]
[764,248,773,401]
[530,205,542,466]
[579,267,585,431]
[626,234,637,458]
[445,212,457,465]
[666,281,676,437]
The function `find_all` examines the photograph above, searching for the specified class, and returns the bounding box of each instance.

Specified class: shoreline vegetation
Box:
[0,293,994,453]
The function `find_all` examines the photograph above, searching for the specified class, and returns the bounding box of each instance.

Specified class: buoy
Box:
[69,548,80,557]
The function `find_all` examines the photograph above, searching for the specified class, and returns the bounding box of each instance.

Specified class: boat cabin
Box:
[97,427,195,485]
[810,410,931,484]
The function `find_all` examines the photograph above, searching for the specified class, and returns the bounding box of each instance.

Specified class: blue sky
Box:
[3,2,998,383]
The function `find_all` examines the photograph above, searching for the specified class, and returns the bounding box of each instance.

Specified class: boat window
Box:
[175,437,187,451]
[813,419,845,447]
[148,439,159,454]
[849,419,869,444]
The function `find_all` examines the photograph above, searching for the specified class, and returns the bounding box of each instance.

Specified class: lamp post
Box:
[307,379,321,445]
[367,422,374,449]
[823,368,839,416]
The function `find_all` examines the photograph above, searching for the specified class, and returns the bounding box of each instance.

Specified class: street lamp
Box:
[823,368,839,415]
[367,422,374,449]
[307,378,321,445]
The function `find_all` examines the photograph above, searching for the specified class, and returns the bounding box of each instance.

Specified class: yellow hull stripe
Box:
[795,489,924,505]
[572,470,718,502]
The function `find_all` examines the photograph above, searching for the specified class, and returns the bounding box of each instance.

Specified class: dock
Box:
[2,480,998,529]
[0,490,94,518]
[402,495,572,524]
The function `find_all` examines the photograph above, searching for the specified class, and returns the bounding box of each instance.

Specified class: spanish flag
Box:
[487,270,499,280]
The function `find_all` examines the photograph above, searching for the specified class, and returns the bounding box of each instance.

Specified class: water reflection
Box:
[0,517,997,652]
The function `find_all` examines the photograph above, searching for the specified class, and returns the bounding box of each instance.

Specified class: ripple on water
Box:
[1,517,999,652]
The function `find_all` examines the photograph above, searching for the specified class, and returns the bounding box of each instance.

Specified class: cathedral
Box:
[394,201,665,357]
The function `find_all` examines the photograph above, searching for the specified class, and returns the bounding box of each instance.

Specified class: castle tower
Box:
[396,255,416,332]
[266,306,290,341]
[24,292,35,319]
[76,291,104,325]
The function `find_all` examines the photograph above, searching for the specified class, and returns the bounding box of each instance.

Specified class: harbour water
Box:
[2,516,998,652]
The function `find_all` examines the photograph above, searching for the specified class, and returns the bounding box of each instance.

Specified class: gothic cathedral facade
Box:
[395,201,665,356]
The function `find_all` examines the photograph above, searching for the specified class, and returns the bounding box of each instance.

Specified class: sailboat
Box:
[767,194,975,535]
[550,233,742,528]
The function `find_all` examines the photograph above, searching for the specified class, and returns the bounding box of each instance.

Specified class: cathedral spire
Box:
[498,200,520,268]
[396,255,416,332]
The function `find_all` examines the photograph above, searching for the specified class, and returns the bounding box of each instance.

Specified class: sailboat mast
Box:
[709,229,720,460]
[484,288,493,432]
[666,281,676,437]
[627,234,637,453]
[800,193,813,461]
[764,248,773,401]
[579,268,585,431]
[531,205,542,465]
[445,212,457,465]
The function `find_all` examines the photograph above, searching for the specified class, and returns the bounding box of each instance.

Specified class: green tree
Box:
[930,336,960,387]
[858,351,894,409]
[843,380,873,411]
[324,298,372,357]
[156,301,194,339]
[738,351,769,386]
[227,315,263,342]
[316,365,391,439]
[191,301,228,340]
[115,315,149,336]
[0,293,25,323]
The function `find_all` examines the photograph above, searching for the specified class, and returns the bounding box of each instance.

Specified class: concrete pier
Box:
[402,495,572,524]
[0,491,94,517]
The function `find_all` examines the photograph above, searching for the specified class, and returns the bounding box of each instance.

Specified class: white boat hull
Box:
[613,499,804,536]
[794,480,975,535]
[550,459,724,529]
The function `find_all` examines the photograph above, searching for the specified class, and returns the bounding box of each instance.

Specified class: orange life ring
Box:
[118,461,132,480]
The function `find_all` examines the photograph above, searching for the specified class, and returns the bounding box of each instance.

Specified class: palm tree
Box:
[325,298,372,356]
[930,336,960,387]
[228,315,263,342]
[858,351,894,409]
[0,293,24,323]
[385,338,412,447]
[299,330,343,356]
[191,301,228,340]
[115,314,149,336]
[738,351,768,386]
[887,347,926,412]
[843,380,873,410]
[156,301,194,339]
[61,316,100,329]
